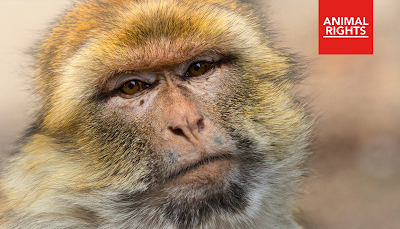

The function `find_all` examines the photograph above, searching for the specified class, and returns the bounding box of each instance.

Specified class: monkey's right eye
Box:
[185,61,213,78]
[120,80,150,95]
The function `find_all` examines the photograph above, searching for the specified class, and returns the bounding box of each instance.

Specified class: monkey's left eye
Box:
[120,80,150,95]
[185,62,213,78]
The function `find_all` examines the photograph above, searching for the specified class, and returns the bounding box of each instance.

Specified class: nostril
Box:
[197,118,204,132]
[170,127,185,136]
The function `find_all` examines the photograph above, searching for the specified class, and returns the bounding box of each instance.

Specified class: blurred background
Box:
[0,0,399,228]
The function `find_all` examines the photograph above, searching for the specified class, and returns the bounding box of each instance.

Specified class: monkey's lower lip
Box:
[168,154,233,179]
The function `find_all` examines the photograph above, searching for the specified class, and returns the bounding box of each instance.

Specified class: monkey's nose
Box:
[168,115,204,143]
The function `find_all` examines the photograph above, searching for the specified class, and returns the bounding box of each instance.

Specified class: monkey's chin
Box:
[162,157,238,200]
[156,158,247,226]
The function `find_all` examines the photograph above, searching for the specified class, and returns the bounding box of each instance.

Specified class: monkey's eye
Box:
[120,80,150,95]
[185,62,213,78]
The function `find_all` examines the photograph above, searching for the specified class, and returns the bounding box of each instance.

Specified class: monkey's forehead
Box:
[38,0,263,71]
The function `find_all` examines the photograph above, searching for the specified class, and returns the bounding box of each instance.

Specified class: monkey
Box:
[0,0,312,228]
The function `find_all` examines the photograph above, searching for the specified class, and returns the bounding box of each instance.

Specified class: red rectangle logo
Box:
[319,0,373,54]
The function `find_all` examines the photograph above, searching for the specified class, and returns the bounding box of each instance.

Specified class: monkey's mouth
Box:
[167,154,234,180]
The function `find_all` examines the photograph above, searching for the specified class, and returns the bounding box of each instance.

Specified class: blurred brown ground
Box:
[1,1,399,228]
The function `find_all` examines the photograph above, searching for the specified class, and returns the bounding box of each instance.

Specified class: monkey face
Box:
[90,50,268,227]
[102,52,240,182]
